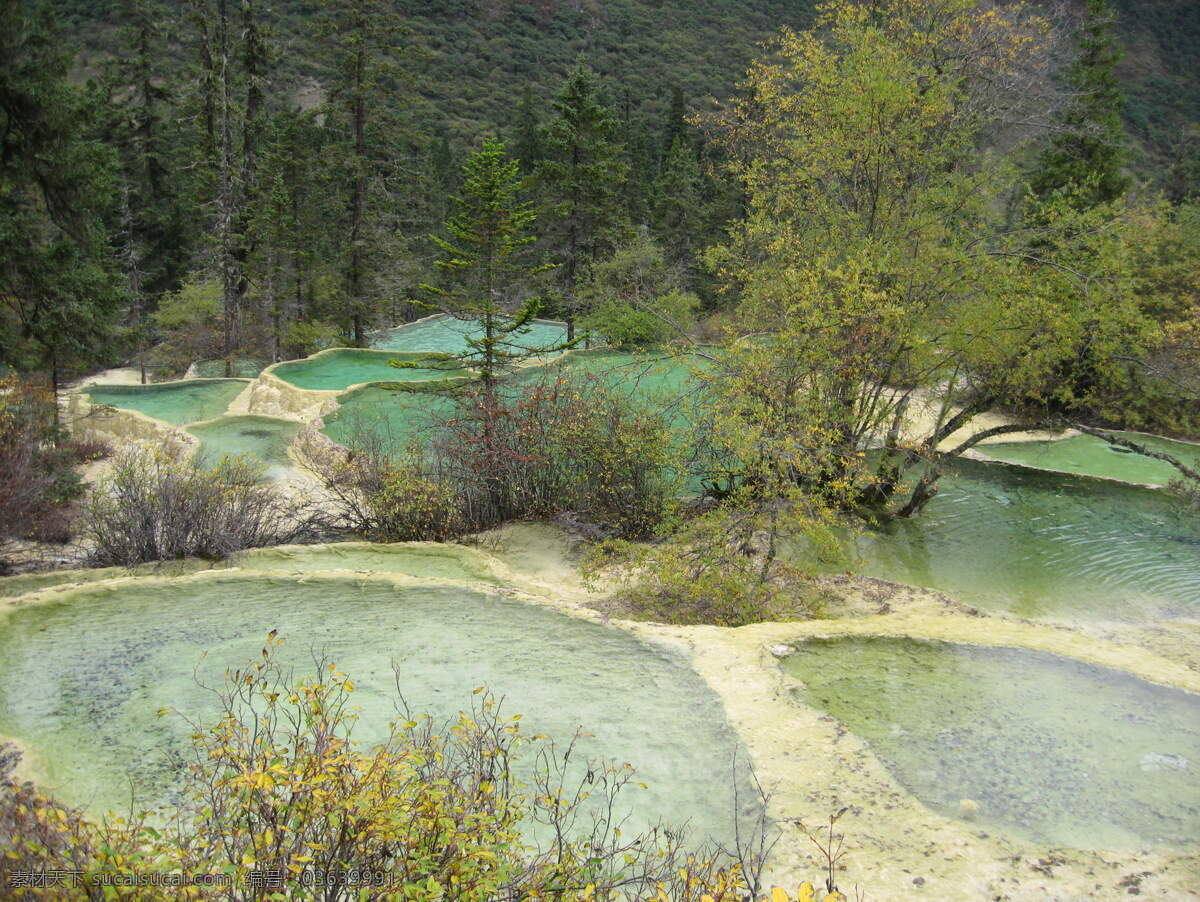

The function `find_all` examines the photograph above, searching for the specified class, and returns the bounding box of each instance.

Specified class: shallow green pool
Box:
[84,380,248,426]
[372,314,568,356]
[188,358,266,378]
[524,349,702,401]
[981,432,1200,486]
[321,351,705,462]
[853,459,1200,621]
[235,543,498,582]
[272,350,467,392]
[185,415,300,480]
[783,637,1200,849]
[321,384,456,451]
[0,572,750,842]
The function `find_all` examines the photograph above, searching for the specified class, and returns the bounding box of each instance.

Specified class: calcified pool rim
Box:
[970,428,1200,489]
[779,634,1200,849]
[2,540,1198,900]
[0,554,759,844]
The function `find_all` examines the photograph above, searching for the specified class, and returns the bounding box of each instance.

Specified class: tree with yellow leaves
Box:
[700,0,1160,519]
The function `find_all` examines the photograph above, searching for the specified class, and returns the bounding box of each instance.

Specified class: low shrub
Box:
[428,372,677,537]
[0,637,821,901]
[370,459,463,541]
[304,371,678,542]
[0,377,105,569]
[585,489,847,627]
[83,447,314,565]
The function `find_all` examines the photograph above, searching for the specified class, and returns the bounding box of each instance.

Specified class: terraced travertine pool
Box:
[371,314,568,356]
[980,431,1200,486]
[782,636,1200,850]
[84,379,248,426]
[321,383,456,450]
[320,350,706,460]
[851,458,1200,622]
[0,568,753,843]
[185,415,301,479]
[270,349,467,391]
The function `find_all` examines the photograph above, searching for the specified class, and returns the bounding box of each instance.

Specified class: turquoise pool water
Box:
[272,350,467,391]
[0,573,752,843]
[84,380,248,426]
[981,432,1200,486]
[852,459,1200,621]
[783,637,1200,849]
[185,415,301,480]
[372,315,568,356]
[321,384,455,451]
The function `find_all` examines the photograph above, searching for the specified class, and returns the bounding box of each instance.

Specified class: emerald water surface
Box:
[854,459,1200,621]
[189,358,266,378]
[186,415,300,479]
[0,573,749,842]
[272,350,466,391]
[321,351,704,458]
[981,432,1200,486]
[84,380,248,426]
[235,543,498,582]
[783,637,1200,849]
[322,384,455,450]
[372,315,568,356]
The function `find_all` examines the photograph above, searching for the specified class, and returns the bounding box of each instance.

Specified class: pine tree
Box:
[184,0,271,371]
[653,135,703,278]
[321,0,403,346]
[105,0,190,301]
[536,62,630,341]
[659,84,687,165]
[512,84,542,175]
[0,0,124,404]
[416,138,555,400]
[1030,0,1130,208]
[250,139,297,363]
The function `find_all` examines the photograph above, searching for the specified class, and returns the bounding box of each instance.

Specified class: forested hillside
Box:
[50,0,1200,175]
[1113,0,1200,177]
[54,1,821,143]
[4,0,1199,426]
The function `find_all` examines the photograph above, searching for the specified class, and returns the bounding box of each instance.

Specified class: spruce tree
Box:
[512,84,543,175]
[0,0,124,402]
[653,135,704,278]
[414,138,556,401]
[321,0,404,346]
[536,62,629,341]
[105,0,190,304]
[1030,0,1130,207]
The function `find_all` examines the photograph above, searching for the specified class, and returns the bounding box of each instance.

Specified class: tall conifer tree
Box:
[0,0,124,400]
[536,62,629,341]
[1031,0,1130,207]
[417,138,554,398]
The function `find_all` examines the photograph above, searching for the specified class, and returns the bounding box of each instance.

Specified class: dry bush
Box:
[303,372,678,542]
[0,377,107,571]
[83,447,315,566]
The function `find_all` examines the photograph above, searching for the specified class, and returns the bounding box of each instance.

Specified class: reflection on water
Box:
[784,637,1200,849]
[854,459,1200,621]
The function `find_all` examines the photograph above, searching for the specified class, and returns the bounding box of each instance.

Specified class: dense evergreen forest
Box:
[3,0,1200,565]
[1,0,1197,385]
